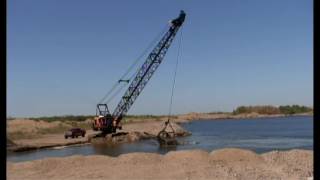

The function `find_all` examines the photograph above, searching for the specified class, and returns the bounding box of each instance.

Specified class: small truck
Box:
[64,128,86,139]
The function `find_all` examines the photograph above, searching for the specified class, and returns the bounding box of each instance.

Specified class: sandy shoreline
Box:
[173,112,312,122]
[7,121,191,152]
[7,113,312,152]
[7,148,313,180]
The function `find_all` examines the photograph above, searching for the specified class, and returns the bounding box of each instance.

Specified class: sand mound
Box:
[210,148,264,163]
[262,149,313,178]
[164,149,209,162]
[7,119,71,134]
[8,119,56,133]
[7,148,313,180]
[118,152,163,164]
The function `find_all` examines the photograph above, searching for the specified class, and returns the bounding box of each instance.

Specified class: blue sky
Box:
[7,0,313,117]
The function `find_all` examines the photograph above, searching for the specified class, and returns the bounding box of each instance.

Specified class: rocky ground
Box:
[7,148,313,180]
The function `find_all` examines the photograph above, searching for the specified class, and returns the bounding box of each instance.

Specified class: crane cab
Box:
[92,104,114,133]
[92,114,113,132]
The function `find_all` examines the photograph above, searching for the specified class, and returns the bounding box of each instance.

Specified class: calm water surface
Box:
[7,116,313,162]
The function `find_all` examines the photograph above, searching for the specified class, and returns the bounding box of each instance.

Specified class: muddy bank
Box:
[7,140,90,152]
[7,148,313,180]
[7,132,94,152]
[8,121,191,152]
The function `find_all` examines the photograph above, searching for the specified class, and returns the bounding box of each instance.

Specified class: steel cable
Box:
[98,24,169,104]
[167,26,183,122]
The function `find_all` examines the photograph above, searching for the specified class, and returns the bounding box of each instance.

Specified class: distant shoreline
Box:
[170,112,313,123]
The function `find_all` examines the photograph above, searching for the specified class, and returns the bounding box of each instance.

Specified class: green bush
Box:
[279,105,312,115]
[233,105,280,115]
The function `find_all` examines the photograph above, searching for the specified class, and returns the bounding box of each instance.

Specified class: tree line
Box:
[233,105,313,115]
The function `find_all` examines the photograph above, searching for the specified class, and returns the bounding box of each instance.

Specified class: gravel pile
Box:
[7,148,313,180]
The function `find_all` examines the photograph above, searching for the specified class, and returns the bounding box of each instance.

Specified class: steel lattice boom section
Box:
[112,11,186,122]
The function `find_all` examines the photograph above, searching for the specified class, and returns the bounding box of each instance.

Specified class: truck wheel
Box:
[72,135,75,139]
[65,136,68,139]
[82,134,85,137]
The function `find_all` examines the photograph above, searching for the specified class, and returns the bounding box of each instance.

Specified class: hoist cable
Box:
[104,24,169,105]
[121,24,169,81]
[167,26,183,122]
[158,27,183,139]
[98,24,169,104]
[159,26,183,138]
[106,82,128,103]
[98,83,119,104]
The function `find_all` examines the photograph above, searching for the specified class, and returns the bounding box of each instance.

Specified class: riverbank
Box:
[7,121,191,152]
[172,112,313,123]
[7,148,313,180]
[7,113,312,152]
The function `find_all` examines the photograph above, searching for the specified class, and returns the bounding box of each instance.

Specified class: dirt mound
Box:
[7,119,66,134]
[7,148,313,180]
[7,119,74,141]
[118,152,163,164]
[210,148,264,163]
[164,149,209,162]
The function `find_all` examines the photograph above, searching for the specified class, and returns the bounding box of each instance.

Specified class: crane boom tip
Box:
[170,10,186,27]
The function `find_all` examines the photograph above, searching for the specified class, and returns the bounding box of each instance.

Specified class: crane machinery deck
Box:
[92,11,186,145]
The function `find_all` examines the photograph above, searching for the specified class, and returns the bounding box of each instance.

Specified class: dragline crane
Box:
[92,10,186,134]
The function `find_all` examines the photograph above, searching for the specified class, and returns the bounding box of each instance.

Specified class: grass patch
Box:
[29,115,95,122]
[27,114,178,124]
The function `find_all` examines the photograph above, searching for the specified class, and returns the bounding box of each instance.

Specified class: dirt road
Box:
[7,148,313,180]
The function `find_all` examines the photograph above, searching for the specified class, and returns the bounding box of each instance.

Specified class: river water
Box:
[7,116,313,162]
